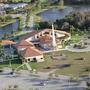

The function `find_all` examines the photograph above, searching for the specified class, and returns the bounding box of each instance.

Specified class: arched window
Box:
[37,36,39,38]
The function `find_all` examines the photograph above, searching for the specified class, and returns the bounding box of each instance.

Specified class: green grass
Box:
[70,34,85,43]
[30,14,41,24]
[30,50,90,77]
[0,19,16,28]
[0,50,90,78]
[0,63,21,69]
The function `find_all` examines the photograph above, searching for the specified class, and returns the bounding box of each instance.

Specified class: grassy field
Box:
[0,50,90,78]
[30,50,90,77]
[70,34,85,43]
[0,63,21,69]
[0,19,16,28]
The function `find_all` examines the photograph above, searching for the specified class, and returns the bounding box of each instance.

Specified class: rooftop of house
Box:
[16,40,34,49]
[0,40,15,45]
[40,35,52,44]
[20,30,41,40]
[20,47,43,58]
[20,29,70,41]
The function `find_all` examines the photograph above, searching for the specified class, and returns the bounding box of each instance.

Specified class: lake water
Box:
[38,6,90,22]
[0,20,19,39]
[38,6,73,22]
[73,5,90,12]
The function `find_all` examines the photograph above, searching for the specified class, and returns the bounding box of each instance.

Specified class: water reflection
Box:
[0,20,19,39]
[38,7,73,22]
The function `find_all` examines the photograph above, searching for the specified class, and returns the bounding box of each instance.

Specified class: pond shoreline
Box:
[0,19,17,28]
[34,5,67,15]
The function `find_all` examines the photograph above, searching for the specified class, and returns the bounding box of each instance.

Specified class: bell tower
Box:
[52,24,56,49]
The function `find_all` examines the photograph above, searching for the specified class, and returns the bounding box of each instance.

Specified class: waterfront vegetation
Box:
[5,0,90,5]
[0,15,16,27]
[36,12,90,32]
[70,33,85,43]
[87,82,90,90]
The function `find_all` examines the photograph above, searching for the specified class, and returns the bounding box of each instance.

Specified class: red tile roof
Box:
[21,47,43,58]
[40,35,52,44]
[20,29,70,41]
[20,30,41,40]
[0,40,15,45]
[20,29,52,40]
[16,40,34,49]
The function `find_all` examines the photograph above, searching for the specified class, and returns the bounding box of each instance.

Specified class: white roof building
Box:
[4,3,28,10]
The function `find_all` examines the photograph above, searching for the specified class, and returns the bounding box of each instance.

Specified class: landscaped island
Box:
[0,15,16,28]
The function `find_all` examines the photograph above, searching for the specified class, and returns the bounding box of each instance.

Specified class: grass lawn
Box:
[0,63,21,69]
[0,19,16,28]
[29,50,90,77]
[33,14,41,23]
[70,34,85,43]
[0,50,90,78]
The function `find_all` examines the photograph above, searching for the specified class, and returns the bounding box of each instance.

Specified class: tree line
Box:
[0,15,13,23]
[35,11,90,34]
[1,0,90,5]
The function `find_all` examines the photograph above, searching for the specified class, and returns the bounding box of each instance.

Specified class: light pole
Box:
[9,44,12,68]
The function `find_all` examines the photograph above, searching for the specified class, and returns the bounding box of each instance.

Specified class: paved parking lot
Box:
[0,68,87,90]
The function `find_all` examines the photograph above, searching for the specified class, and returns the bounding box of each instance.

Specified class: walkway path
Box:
[44,39,90,53]
[66,39,90,52]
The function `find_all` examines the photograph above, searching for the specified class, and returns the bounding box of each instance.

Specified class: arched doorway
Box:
[33,58,37,62]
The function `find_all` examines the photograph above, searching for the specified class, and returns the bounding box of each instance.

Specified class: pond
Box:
[73,5,90,12]
[0,20,19,39]
[38,6,90,22]
[38,6,73,22]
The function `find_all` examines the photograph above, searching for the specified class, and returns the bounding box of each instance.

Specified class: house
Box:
[20,28,70,50]
[16,40,44,62]
[16,40,34,51]
[17,26,70,62]
[39,35,53,50]
[20,47,44,62]
[0,3,6,15]
[0,40,15,46]
[0,0,7,3]
[4,3,28,10]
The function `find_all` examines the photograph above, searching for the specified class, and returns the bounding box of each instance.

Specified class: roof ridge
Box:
[21,46,42,58]
[26,46,42,54]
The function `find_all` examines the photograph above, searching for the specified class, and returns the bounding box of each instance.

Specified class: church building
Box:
[16,24,70,62]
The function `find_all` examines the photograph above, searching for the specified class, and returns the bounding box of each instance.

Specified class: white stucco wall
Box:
[25,55,44,62]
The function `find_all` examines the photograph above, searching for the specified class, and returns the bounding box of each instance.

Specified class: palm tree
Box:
[9,44,13,68]
[36,0,41,9]
[70,25,75,36]
[18,16,23,31]
[0,44,4,62]
[3,33,9,39]
[26,13,30,28]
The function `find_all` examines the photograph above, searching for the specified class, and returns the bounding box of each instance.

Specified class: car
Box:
[39,82,47,86]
